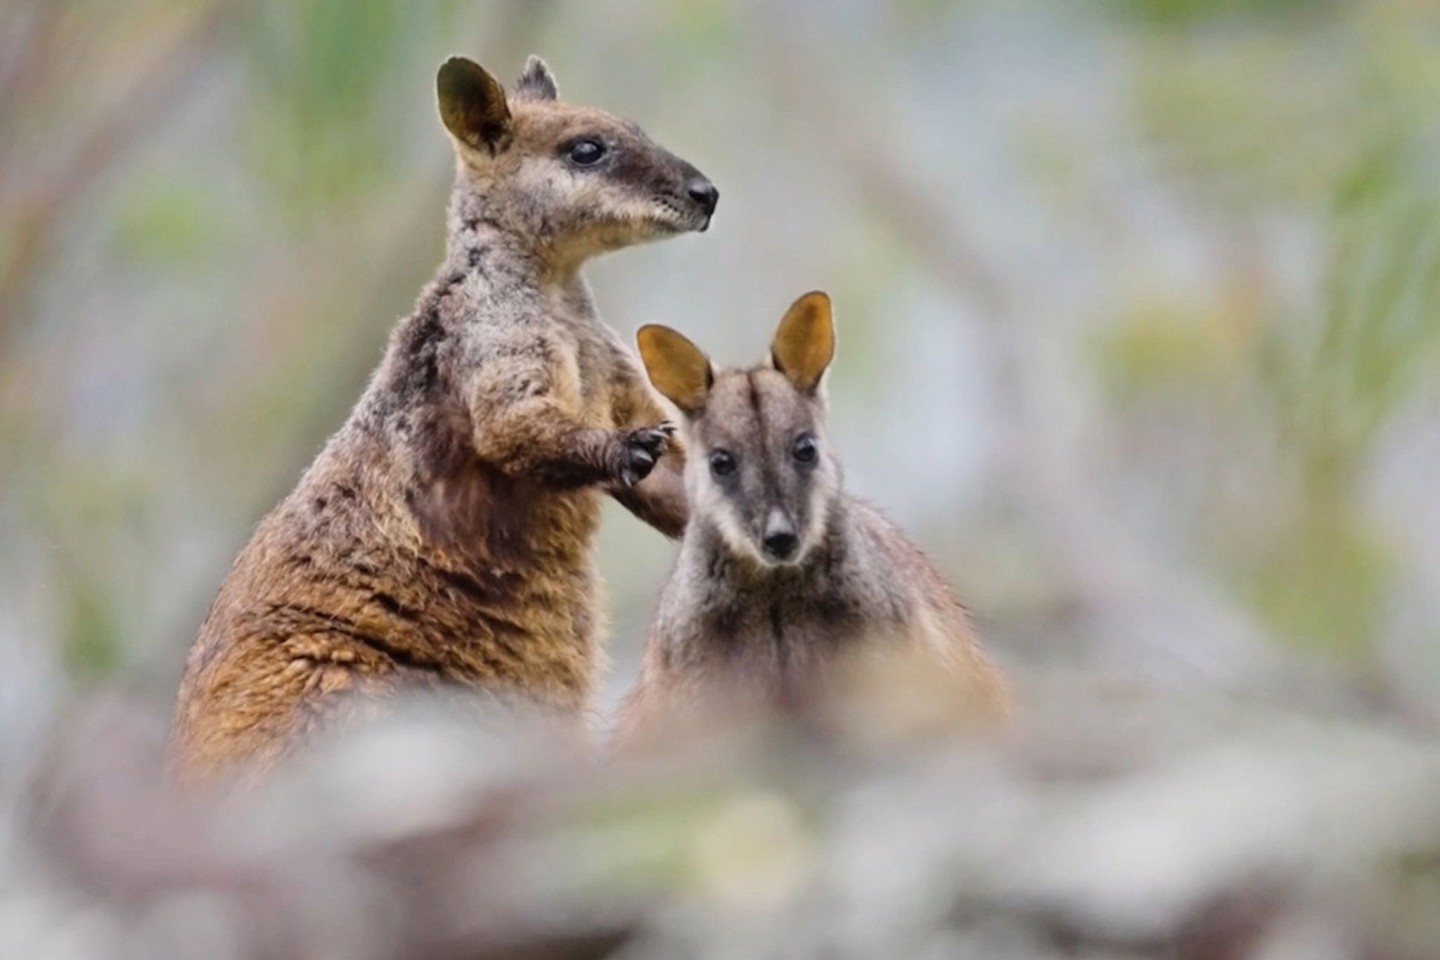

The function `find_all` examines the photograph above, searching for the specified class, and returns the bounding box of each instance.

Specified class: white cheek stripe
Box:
[791,465,837,562]
[685,456,769,568]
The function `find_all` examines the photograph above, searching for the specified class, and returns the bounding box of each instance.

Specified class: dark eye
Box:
[709,449,737,478]
[792,434,818,465]
[567,138,606,166]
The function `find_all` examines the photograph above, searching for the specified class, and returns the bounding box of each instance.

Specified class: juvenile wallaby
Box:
[172,56,717,781]
[618,292,1008,743]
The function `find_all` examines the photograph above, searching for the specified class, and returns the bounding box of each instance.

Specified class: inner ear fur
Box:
[770,291,835,393]
[637,325,713,415]
[437,56,512,153]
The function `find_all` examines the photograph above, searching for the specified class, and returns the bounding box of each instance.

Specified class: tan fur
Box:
[172,56,715,782]
[618,293,1009,750]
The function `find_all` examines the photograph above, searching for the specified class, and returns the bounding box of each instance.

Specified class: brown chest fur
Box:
[174,309,630,780]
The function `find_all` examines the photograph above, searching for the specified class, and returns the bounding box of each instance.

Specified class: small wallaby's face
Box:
[438,56,717,264]
[639,292,842,568]
[688,368,840,568]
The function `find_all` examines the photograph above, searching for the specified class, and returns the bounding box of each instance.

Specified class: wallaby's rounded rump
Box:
[619,292,1010,750]
[172,56,716,783]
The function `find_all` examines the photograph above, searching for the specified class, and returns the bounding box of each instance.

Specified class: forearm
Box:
[473,397,668,492]
[473,399,620,488]
[610,452,688,538]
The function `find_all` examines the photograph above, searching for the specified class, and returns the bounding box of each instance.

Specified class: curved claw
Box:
[616,425,670,487]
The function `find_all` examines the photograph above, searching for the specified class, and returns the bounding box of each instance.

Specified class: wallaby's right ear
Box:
[437,57,512,154]
[637,325,713,415]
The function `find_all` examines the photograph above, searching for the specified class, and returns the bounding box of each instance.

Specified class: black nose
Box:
[686,179,719,217]
[762,530,798,561]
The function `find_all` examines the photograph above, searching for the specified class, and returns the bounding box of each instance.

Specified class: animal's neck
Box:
[352,185,601,429]
[443,186,587,295]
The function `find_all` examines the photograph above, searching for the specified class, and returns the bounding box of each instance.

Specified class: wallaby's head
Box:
[437,56,717,265]
[638,292,841,569]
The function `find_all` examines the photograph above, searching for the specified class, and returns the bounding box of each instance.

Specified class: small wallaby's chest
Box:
[692,577,895,664]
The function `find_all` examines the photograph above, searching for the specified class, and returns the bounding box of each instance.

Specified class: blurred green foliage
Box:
[1109,0,1333,26]
[115,179,226,267]
[1095,0,1440,671]
[242,0,467,218]
[1251,189,1440,664]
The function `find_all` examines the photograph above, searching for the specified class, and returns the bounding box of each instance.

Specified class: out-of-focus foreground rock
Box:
[4,675,1438,960]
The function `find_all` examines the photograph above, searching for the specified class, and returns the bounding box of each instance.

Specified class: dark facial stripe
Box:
[743,370,762,430]
[747,370,783,503]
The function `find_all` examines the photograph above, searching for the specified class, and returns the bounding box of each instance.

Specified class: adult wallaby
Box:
[172,56,716,782]
[618,292,1008,745]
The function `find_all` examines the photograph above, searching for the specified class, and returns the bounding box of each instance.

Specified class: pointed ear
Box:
[637,325,713,415]
[770,291,835,394]
[437,57,512,153]
[514,55,559,102]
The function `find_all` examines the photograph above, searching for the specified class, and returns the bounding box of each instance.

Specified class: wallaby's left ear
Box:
[770,291,835,394]
[514,55,559,101]
[637,325,713,416]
